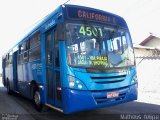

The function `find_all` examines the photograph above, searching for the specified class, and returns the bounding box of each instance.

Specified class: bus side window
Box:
[23,40,29,63]
[23,52,28,62]
[6,54,9,66]
[46,33,52,66]
[18,45,23,64]
[29,32,41,61]
[30,32,40,48]
[5,55,7,66]
[9,51,13,64]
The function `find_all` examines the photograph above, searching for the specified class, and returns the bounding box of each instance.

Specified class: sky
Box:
[0,0,160,72]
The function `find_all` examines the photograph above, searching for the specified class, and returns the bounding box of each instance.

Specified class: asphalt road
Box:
[0,86,160,120]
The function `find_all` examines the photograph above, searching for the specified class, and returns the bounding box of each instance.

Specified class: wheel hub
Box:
[34,91,40,105]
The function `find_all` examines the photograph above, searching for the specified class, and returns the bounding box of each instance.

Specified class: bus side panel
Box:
[22,61,43,98]
[17,63,24,93]
[7,64,14,91]
[28,61,43,84]
[5,66,8,85]
[22,63,30,97]
[16,61,32,98]
[19,61,43,99]
[28,62,34,83]
[2,58,6,87]
[13,52,18,91]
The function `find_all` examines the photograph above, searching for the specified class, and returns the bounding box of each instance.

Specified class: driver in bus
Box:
[88,42,101,56]
[94,42,101,56]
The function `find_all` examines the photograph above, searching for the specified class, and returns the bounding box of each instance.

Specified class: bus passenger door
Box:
[45,28,62,108]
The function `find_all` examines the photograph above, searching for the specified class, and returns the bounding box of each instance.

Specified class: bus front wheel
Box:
[33,90,43,112]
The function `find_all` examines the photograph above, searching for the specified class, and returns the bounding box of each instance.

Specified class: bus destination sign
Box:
[66,6,116,24]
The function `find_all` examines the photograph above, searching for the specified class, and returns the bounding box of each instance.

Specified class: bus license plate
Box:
[107,92,119,98]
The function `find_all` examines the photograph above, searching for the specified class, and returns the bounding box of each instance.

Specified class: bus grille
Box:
[91,74,126,84]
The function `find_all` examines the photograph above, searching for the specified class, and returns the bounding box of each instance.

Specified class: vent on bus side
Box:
[91,74,126,84]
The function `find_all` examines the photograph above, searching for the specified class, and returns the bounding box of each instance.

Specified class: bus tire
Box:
[33,90,43,112]
[33,89,49,112]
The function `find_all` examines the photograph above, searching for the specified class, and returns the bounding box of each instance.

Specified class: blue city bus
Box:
[2,4,138,114]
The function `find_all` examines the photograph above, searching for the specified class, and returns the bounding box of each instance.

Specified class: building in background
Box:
[134,34,160,58]
[140,34,160,48]
[135,34,160,105]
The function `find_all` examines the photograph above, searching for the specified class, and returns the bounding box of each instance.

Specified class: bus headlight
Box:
[68,76,87,90]
[69,81,75,88]
[78,84,83,89]
[131,75,138,85]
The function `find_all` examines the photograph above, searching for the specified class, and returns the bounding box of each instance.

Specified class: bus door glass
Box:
[45,28,62,108]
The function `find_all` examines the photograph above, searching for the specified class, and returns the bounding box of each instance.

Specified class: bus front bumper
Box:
[63,84,138,114]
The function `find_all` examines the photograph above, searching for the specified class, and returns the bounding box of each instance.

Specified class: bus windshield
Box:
[66,23,135,69]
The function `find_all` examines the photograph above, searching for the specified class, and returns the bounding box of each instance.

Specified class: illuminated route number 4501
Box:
[79,26,103,37]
